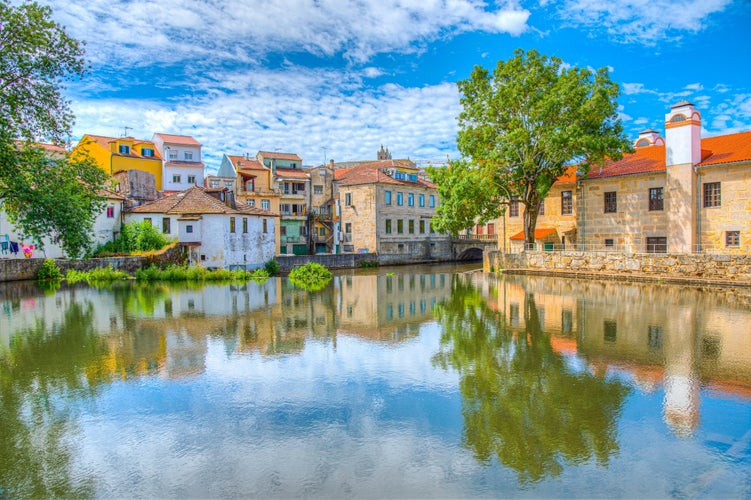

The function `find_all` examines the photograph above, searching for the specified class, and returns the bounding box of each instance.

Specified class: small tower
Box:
[634,129,664,148]
[377,144,392,161]
[664,101,702,253]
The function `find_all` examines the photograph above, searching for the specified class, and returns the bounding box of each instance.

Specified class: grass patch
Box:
[65,265,131,285]
[135,265,270,283]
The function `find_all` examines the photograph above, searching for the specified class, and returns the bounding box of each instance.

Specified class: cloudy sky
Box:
[45,0,751,171]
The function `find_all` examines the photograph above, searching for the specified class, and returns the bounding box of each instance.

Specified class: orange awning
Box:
[509,228,556,241]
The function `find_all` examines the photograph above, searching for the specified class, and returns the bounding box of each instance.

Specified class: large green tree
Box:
[435,49,630,248]
[0,0,106,257]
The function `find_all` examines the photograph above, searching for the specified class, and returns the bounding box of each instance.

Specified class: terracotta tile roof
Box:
[554,166,578,184]
[39,143,67,154]
[697,130,751,167]
[585,145,666,180]
[510,228,556,241]
[333,168,353,180]
[275,167,310,179]
[127,186,276,216]
[258,151,302,161]
[228,155,267,171]
[100,188,126,200]
[336,161,436,188]
[153,133,202,146]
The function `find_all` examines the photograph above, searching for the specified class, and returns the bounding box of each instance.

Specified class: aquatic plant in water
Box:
[288,262,333,291]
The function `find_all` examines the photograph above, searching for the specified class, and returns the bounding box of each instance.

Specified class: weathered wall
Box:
[0,244,185,283]
[487,250,751,283]
[698,162,751,250]
[276,253,377,272]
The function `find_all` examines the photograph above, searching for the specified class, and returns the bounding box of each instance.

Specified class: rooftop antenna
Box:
[322,146,328,166]
[122,126,132,137]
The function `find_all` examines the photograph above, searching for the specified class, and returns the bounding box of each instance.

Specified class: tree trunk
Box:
[523,189,540,251]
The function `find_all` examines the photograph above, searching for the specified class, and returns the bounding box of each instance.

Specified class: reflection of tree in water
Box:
[433,275,630,484]
[0,301,105,497]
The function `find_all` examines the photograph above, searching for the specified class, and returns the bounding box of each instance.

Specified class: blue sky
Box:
[45,0,751,171]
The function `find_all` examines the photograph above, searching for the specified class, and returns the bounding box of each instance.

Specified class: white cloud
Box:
[45,0,530,66]
[70,66,462,171]
[552,0,732,44]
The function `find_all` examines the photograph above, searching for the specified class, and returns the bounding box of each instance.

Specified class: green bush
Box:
[288,262,333,291]
[264,258,280,276]
[91,221,170,256]
[359,260,378,268]
[37,259,62,281]
[135,264,270,283]
[66,265,131,285]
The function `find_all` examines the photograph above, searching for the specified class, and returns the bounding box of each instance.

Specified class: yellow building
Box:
[73,134,164,190]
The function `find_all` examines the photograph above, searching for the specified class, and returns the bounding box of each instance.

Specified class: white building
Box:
[1,189,125,259]
[152,133,205,193]
[125,186,277,269]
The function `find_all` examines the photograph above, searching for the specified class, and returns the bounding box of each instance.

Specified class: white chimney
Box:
[665,101,701,166]
[634,129,664,148]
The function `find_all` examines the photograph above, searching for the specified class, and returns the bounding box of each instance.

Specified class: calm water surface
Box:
[1,264,750,498]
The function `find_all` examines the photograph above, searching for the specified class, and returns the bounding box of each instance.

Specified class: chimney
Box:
[634,129,664,148]
[665,100,701,166]
[330,159,334,167]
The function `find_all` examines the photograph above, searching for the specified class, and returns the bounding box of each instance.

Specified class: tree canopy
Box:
[0,1,106,257]
[432,49,631,247]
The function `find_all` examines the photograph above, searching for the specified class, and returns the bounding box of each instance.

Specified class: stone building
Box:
[336,160,451,257]
[491,102,751,254]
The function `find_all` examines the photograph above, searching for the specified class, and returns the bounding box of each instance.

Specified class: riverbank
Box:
[487,250,751,288]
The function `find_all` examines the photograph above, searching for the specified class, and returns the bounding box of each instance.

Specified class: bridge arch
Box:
[456,247,484,261]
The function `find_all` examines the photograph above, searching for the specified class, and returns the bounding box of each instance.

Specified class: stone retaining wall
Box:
[0,244,186,283]
[276,252,454,272]
[487,250,751,282]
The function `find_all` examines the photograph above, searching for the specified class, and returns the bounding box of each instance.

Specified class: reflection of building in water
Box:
[335,272,452,342]
[484,274,751,437]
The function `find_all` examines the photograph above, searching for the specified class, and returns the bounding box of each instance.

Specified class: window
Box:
[419,194,425,207]
[210,180,220,188]
[262,219,268,233]
[345,193,352,206]
[419,220,425,234]
[280,226,286,236]
[509,200,519,217]
[106,206,114,218]
[345,223,352,234]
[188,175,196,184]
[726,231,740,247]
[561,191,572,215]
[319,227,326,236]
[119,144,130,154]
[703,182,721,208]
[604,192,617,213]
[169,150,178,160]
[646,237,667,253]
[186,225,193,233]
[242,218,248,233]
[247,199,255,207]
[172,174,181,183]
[314,185,323,195]
[385,190,392,205]
[605,238,614,248]
[538,202,545,216]
[229,217,236,233]
[649,187,664,211]
[246,179,255,191]
[144,217,152,225]
[408,193,414,206]
[397,219,404,234]
[604,321,617,343]
[385,219,392,234]
[141,147,154,157]
[408,219,415,234]
[184,151,193,160]
[162,217,170,234]
[429,195,435,208]
[261,199,270,210]
[200,254,206,261]
[397,192,403,206]
[225,181,233,189]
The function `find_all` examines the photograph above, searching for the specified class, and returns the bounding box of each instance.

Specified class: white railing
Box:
[514,242,750,256]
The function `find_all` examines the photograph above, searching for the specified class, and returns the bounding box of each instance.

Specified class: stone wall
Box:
[276,250,454,272]
[487,250,751,283]
[0,243,186,283]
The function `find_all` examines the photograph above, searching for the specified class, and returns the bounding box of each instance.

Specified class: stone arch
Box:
[456,247,484,261]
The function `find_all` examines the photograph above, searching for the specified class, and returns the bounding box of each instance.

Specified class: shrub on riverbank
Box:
[37,259,63,281]
[90,221,171,256]
[288,262,332,291]
[135,265,269,283]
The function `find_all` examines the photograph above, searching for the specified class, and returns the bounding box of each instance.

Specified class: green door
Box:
[544,242,554,251]
[293,244,307,256]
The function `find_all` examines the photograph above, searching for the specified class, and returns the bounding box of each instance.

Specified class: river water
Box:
[1,264,749,498]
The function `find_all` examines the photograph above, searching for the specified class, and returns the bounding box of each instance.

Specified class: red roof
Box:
[510,228,556,241]
[554,166,578,184]
[333,168,353,180]
[336,161,435,188]
[585,129,751,180]
[258,151,302,161]
[228,155,267,171]
[128,186,276,216]
[697,130,751,166]
[275,167,310,179]
[153,133,201,146]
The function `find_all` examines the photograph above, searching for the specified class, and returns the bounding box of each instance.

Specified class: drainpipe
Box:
[694,166,701,253]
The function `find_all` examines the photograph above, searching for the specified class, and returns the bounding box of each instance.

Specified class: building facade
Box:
[152,134,205,193]
[74,134,164,190]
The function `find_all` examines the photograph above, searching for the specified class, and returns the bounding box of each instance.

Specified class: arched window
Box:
[670,114,687,123]
[635,138,650,147]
